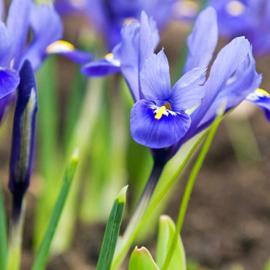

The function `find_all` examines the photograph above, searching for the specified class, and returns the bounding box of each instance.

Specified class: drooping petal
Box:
[82,58,120,77]
[191,37,252,127]
[140,50,171,101]
[46,40,92,64]
[130,99,191,149]
[171,67,206,111]
[9,60,37,216]
[247,88,270,121]
[7,0,31,68]
[22,3,63,70]
[0,22,12,66]
[0,68,19,120]
[184,7,218,72]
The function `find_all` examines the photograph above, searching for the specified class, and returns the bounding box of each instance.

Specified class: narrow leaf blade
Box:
[96,186,128,270]
[32,150,79,270]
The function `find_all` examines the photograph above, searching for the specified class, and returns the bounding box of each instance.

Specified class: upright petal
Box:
[119,12,160,101]
[130,99,191,149]
[7,0,31,68]
[184,7,218,72]
[171,67,206,111]
[23,3,63,70]
[140,50,171,101]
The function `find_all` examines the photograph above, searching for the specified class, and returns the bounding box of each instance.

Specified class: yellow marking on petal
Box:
[46,40,75,54]
[123,17,136,26]
[105,52,114,60]
[155,106,167,120]
[226,1,245,16]
[256,88,270,97]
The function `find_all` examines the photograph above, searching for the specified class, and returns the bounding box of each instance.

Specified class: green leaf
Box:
[31,150,79,270]
[129,247,159,270]
[0,182,7,270]
[96,186,128,270]
[264,259,270,270]
[156,216,186,270]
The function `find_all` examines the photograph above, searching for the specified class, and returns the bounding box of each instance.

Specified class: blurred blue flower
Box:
[0,0,91,121]
[82,11,159,101]
[209,0,270,55]
[56,0,177,48]
[8,60,37,218]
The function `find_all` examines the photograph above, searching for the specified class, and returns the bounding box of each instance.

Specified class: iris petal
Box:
[130,99,191,149]
[171,67,206,111]
[141,50,171,101]
[247,89,270,121]
[82,59,120,77]
[185,7,218,72]
[7,0,31,68]
[22,3,63,70]
[0,68,20,120]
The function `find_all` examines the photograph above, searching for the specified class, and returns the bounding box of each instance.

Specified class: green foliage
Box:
[157,216,186,270]
[96,186,127,270]
[0,182,7,270]
[129,247,159,270]
[32,150,79,270]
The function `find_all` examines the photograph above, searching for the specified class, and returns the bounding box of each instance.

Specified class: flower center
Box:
[154,102,172,120]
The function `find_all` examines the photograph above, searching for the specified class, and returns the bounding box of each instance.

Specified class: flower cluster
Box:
[82,7,270,162]
[56,0,177,48]
[209,0,270,55]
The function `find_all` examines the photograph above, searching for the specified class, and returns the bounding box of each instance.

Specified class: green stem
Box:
[0,182,7,270]
[111,132,206,270]
[7,204,25,270]
[162,113,223,270]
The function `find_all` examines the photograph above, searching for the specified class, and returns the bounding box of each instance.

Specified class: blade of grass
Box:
[96,186,128,270]
[162,110,224,270]
[32,149,79,270]
[0,182,7,270]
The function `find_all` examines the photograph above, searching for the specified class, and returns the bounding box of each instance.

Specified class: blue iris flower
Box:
[131,7,270,154]
[56,0,177,48]
[209,0,270,56]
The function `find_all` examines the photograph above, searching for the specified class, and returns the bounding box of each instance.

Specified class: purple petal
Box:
[46,40,92,64]
[247,89,270,121]
[185,7,218,72]
[141,50,171,101]
[171,67,206,111]
[82,58,120,77]
[130,99,191,149]
[7,0,31,68]
[22,3,63,70]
